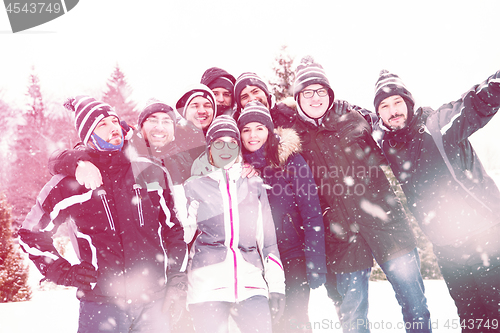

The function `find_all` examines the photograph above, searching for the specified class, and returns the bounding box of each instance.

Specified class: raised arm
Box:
[432,69,500,143]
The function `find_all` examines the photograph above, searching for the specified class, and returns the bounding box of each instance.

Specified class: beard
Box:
[216,103,232,116]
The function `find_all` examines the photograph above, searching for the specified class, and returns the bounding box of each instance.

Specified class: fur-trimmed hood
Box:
[276,126,301,167]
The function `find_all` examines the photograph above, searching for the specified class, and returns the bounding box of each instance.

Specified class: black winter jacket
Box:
[380,70,500,251]
[243,127,327,277]
[293,105,416,274]
[20,146,187,304]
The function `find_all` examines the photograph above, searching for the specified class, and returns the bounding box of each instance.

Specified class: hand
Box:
[162,279,187,326]
[46,259,98,290]
[241,163,259,178]
[307,272,326,289]
[76,161,103,190]
[268,292,285,324]
[332,100,352,116]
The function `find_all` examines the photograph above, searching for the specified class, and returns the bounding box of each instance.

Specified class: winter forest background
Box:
[1,1,500,331]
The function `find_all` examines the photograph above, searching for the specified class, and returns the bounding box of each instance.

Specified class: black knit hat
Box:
[137,100,176,129]
[63,95,118,145]
[237,100,274,133]
[293,56,335,119]
[201,67,236,93]
[234,72,273,111]
[373,70,414,114]
[175,84,216,118]
[205,115,240,147]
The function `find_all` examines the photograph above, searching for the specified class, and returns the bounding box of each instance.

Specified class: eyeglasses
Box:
[145,118,174,126]
[301,88,328,99]
[211,140,239,150]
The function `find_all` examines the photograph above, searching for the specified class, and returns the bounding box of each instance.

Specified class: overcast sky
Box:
[1,0,499,108]
[1,0,500,169]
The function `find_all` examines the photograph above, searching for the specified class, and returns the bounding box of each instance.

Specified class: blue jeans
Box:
[78,297,169,333]
[333,268,371,333]
[327,249,431,333]
[379,248,431,333]
[189,295,272,333]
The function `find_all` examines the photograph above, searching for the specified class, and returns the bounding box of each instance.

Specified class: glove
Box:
[162,274,188,326]
[268,292,286,324]
[332,100,352,116]
[46,258,98,291]
[307,272,326,289]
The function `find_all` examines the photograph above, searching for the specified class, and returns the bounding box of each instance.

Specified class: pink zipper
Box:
[226,170,238,301]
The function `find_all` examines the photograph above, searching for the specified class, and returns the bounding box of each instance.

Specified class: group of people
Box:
[18,56,500,333]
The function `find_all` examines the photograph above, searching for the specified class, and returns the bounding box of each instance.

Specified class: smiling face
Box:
[240,122,269,152]
[93,116,122,145]
[299,84,329,119]
[378,95,408,130]
[210,136,240,169]
[185,96,215,130]
[141,112,175,148]
[239,86,269,109]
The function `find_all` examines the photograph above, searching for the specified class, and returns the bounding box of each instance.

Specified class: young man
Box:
[373,69,500,331]
[290,57,431,333]
[175,84,217,134]
[234,72,296,128]
[200,67,236,117]
[19,95,188,333]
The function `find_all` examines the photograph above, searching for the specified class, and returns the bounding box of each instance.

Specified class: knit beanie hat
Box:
[138,100,176,129]
[175,84,217,119]
[237,100,274,133]
[234,72,273,111]
[293,56,335,110]
[201,67,236,93]
[373,70,414,114]
[63,95,119,145]
[205,115,241,147]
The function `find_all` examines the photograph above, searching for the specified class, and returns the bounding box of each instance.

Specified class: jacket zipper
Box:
[133,184,145,227]
[97,189,115,231]
[226,170,238,302]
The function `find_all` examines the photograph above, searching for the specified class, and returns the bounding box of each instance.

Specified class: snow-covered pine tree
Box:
[7,69,52,227]
[269,45,295,103]
[0,193,31,302]
[102,64,138,127]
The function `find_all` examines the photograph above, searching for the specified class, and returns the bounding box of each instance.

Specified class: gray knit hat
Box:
[234,72,273,111]
[63,95,118,145]
[373,70,414,114]
[205,115,240,147]
[237,100,274,133]
[293,56,335,111]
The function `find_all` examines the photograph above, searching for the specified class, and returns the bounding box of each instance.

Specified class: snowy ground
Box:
[1,262,459,333]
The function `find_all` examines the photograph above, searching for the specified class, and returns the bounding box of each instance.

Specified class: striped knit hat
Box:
[205,115,241,147]
[175,84,216,119]
[373,70,414,114]
[293,56,335,119]
[237,100,274,133]
[138,100,176,129]
[63,95,119,145]
[234,72,273,111]
[201,67,236,93]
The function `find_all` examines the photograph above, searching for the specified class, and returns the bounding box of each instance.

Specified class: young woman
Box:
[183,115,285,333]
[237,101,327,333]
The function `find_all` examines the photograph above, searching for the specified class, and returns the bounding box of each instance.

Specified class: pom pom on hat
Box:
[65,95,118,145]
[373,70,414,114]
